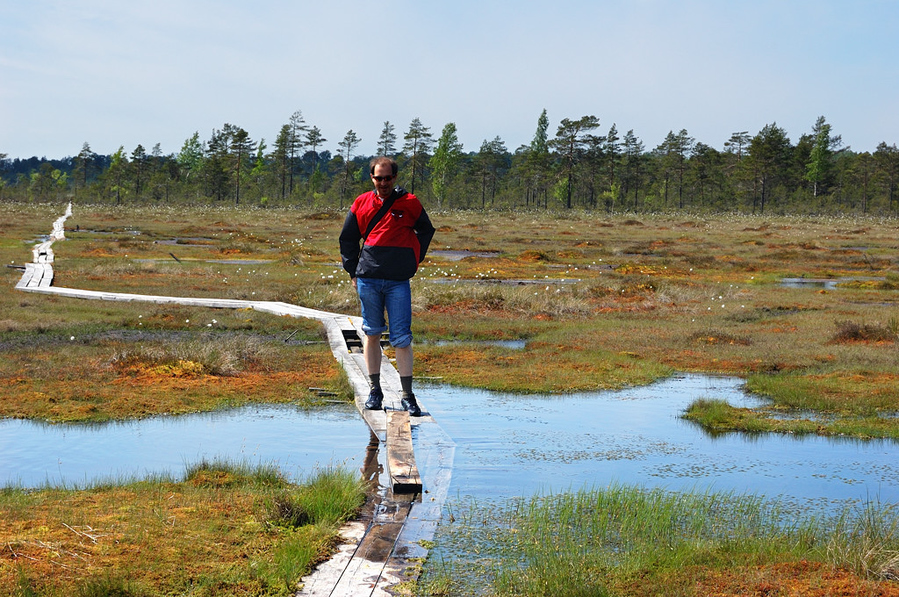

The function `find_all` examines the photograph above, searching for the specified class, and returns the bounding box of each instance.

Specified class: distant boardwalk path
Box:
[14,204,455,596]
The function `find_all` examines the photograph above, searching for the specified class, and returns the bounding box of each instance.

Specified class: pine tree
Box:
[378,121,397,156]
[402,118,433,194]
[805,116,842,199]
[429,123,462,208]
[527,109,551,207]
[337,130,361,207]
[549,115,599,208]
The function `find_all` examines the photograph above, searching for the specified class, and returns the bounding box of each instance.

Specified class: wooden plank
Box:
[391,422,455,560]
[250,301,341,322]
[321,499,414,596]
[24,263,52,288]
[387,411,422,494]
[15,263,37,289]
[318,316,390,442]
[37,263,53,287]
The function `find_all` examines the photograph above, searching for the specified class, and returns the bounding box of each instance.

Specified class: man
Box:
[339,156,435,416]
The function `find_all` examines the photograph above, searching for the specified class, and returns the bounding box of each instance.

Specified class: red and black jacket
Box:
[339,187,435,281]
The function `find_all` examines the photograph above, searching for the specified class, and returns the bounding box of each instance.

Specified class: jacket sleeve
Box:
[339,210,362,277]
[414,208,436,263]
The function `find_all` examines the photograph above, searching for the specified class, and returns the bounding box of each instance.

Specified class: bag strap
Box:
[362,190,400,241]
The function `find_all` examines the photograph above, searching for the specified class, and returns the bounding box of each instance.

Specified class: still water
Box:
[2,375,896,513]
[0,404,369,487]
[419,374,897,512]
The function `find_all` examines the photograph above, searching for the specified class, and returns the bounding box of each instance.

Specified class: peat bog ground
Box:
[1,202,898,595]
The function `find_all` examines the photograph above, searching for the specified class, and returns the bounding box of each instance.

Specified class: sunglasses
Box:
[372,175,395,182]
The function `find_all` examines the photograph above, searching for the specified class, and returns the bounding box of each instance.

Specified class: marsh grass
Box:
[422,485,899,596]
[4,203,898,429]
[0,461,365,596]
[412,212,899,436]
[828,499,899,581]
[747,368,899,414]
[684,396,899,440]
[0,331,344,422]
[683,398,820,436]
[109,333,275,377]
[416,338,671,393]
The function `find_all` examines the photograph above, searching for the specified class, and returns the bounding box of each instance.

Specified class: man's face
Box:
[371,163,395,198]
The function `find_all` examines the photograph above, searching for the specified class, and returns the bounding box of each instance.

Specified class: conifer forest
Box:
[2,110,898,215]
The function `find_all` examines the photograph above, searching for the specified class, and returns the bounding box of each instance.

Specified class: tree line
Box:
[2,110,898,214]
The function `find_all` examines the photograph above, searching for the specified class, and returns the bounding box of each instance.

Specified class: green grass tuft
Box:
[426,484,899,596]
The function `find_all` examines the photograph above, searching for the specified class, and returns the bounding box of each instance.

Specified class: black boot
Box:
[401,393,421,417]
[365,387,383,410]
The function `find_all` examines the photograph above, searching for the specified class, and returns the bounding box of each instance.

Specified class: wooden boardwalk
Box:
[14,204,456,596]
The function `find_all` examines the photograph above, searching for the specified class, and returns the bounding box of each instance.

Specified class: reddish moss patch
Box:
[519,250,550,262]
[0,350,339,422]
[690,331,752,346]
[682,561,899,597]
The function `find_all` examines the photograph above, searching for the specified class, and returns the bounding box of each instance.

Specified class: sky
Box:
[2,0,898,161]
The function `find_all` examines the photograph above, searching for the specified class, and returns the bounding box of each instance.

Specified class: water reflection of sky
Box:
[781,276,886,289]
[0,404,370,487]
[418,374,898,513]
[2,375,896,514]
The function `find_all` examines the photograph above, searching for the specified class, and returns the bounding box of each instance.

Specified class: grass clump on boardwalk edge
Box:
[418,485,899,596]
[0,461,365,596]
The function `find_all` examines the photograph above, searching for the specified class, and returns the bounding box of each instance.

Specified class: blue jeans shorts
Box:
[356,277,413,348]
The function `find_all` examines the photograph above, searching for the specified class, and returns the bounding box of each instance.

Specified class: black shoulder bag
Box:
[361,190,401,242]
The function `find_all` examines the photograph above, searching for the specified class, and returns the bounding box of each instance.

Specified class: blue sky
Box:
[2,0,897,160]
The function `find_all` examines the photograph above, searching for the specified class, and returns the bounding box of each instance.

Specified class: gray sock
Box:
[369,373,381,391]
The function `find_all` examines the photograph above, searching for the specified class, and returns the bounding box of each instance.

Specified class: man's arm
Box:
[338,210,362,277]
[414,208,436,263]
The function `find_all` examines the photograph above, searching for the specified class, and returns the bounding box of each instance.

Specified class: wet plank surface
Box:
[387,411,423,493]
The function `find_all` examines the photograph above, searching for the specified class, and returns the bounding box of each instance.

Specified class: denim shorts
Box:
[356,277,413,348]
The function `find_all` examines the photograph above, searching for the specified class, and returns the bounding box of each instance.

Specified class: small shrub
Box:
[829,321,897,344]
[267,494,311,528]
[305,211,341,221]
[683,254,717,267]
[519,250,550,262]
[588,284,615,298]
